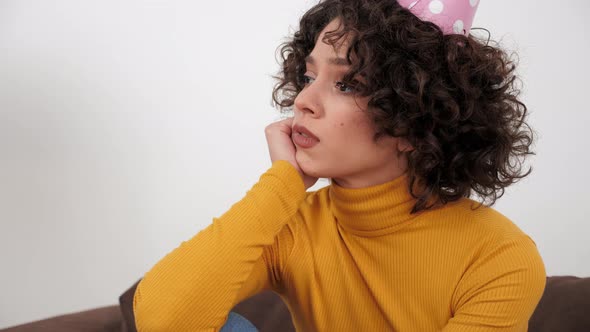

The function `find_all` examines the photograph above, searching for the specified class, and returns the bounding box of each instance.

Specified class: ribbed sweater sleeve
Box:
[133,160,305,332]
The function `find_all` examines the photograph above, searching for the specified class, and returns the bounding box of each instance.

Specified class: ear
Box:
[397,138,414,153]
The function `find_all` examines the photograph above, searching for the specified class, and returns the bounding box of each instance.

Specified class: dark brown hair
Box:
[272,0,535,213]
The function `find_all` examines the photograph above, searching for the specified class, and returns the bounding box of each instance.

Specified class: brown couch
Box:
[3,276,589,332]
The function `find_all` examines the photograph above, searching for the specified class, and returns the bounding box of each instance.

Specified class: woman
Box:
[133,0,546,330]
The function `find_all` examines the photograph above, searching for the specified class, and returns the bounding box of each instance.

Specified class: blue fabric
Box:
[220,312,259,332]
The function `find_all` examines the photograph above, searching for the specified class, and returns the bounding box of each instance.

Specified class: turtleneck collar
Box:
[328,173,420,237]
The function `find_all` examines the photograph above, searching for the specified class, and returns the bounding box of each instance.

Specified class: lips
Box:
[292,124,320,148]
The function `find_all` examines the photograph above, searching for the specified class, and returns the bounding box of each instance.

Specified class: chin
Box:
[295,152,327,178]
[299,163,323,178]
[299,160,344,180]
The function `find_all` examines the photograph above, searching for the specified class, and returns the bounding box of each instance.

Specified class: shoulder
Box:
[425,198,546,281]
[439,199,546,323]
[428,198,535,244]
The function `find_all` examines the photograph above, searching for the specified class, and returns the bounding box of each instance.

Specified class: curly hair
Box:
[271,0,535,214]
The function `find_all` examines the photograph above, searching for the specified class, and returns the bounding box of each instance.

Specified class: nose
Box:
[293,82,322,118]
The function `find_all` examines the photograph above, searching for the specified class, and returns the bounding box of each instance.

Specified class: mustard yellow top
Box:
[133,160,546,331]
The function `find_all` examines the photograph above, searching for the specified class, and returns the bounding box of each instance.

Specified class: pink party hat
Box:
[397,0,481,36]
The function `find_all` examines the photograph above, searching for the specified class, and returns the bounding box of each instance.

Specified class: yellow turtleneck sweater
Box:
[133,160,546,331]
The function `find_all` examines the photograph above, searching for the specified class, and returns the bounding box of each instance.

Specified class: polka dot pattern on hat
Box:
[453,19,464,34]
[397,0,481,36]
[429,0,444,14]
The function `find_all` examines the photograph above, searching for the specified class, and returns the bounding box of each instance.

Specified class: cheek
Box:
[331,115,397,159]
[334,114,376,146]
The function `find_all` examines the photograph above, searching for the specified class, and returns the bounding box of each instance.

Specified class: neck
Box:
[332,160,408,189]
[329,172,422,237]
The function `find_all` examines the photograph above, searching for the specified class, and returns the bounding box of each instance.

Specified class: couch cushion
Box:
[2,306,124,332]
[119,279,141,332]
[529,276,590,332]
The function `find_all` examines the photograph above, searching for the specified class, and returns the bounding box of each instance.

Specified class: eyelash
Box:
[300,74,357,94]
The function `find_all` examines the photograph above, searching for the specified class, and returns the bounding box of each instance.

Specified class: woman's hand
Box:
[265,118,318,190]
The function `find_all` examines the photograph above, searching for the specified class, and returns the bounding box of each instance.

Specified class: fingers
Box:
[265,117,297,166]
[264,117,318,189]
[268,117,294,136]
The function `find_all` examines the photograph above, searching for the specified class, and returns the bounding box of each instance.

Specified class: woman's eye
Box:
[299,74,358,94]
[335,81,356,93]
[301,74,314,85]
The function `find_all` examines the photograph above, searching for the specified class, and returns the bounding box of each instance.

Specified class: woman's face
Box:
[292,18,409,189]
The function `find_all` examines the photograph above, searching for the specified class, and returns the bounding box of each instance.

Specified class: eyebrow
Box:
[305,54,351,67]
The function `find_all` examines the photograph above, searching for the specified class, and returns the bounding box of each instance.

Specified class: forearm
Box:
[133,160,305,332]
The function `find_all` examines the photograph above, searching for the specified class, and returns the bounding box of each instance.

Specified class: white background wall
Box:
[1,0,589,328]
